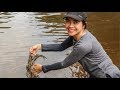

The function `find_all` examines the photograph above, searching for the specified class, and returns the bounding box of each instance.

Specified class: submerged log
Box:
[69,62,90,78]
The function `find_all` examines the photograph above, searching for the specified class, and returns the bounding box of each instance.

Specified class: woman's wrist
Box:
[37,44,42,50]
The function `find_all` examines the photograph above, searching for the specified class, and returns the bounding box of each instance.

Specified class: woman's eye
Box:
[74,20,79,24]
[65,20,70,23]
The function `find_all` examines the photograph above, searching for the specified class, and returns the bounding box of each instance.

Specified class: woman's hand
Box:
[31,64,43,76]
[29,44,42,55]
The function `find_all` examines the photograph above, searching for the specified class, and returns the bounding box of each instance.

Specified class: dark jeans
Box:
[89,68,112,78]
[105,74,112,78]
[89,74,111,78]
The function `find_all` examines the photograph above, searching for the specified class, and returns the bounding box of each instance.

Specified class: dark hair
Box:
[82,20,87,29]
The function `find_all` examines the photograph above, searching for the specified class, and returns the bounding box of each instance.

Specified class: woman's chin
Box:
[68,33,75,36]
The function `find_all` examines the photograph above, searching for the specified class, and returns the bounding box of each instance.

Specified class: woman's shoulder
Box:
[74,38,92,51]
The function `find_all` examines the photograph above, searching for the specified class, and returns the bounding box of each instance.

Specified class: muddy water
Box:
[87,12,120,67]
[0,12,119,78]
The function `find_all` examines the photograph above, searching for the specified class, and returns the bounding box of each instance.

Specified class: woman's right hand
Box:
[31,64,43,76]
[29,44,42,55]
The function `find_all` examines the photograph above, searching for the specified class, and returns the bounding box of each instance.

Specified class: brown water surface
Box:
[0,12,119,78]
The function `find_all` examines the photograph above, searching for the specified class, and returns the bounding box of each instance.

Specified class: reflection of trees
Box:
[40,14,64,23]
[35,12,65,28]
[0,12,14,24]
[0,12,11,15]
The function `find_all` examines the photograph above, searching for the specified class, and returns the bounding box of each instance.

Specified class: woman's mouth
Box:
[68,29,75,33]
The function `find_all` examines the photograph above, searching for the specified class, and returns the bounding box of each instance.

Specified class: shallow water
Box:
[0,12,119,78]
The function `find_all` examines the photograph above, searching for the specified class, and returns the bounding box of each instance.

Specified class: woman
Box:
[29,12,120,78]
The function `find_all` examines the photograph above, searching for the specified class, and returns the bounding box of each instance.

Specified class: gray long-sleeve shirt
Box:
[41,30,120,78]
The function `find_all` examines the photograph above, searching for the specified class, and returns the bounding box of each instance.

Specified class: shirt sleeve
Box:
[42,42,92,73]
[41,36,73,51]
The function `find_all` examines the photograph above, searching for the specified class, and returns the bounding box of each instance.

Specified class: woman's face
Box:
[64,17,85,37]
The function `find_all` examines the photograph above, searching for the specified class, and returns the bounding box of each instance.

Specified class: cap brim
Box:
[63,14,82,21]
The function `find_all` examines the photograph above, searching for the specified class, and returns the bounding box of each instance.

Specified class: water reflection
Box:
[0,12,14,28]
[0,12,119,78]
[87,12,120,66]
[34,12,68,43]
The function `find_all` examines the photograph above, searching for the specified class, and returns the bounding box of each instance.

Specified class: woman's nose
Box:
[69,22,74,27]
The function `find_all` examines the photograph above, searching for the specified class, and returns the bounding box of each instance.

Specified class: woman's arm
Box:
[42,43,92,73]
[29,36,73,55]
[42,36,74,51]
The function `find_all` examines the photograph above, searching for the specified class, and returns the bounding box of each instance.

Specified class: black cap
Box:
[63,12,87,21]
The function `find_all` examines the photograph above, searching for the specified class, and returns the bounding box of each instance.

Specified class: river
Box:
[0,12,119,78]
